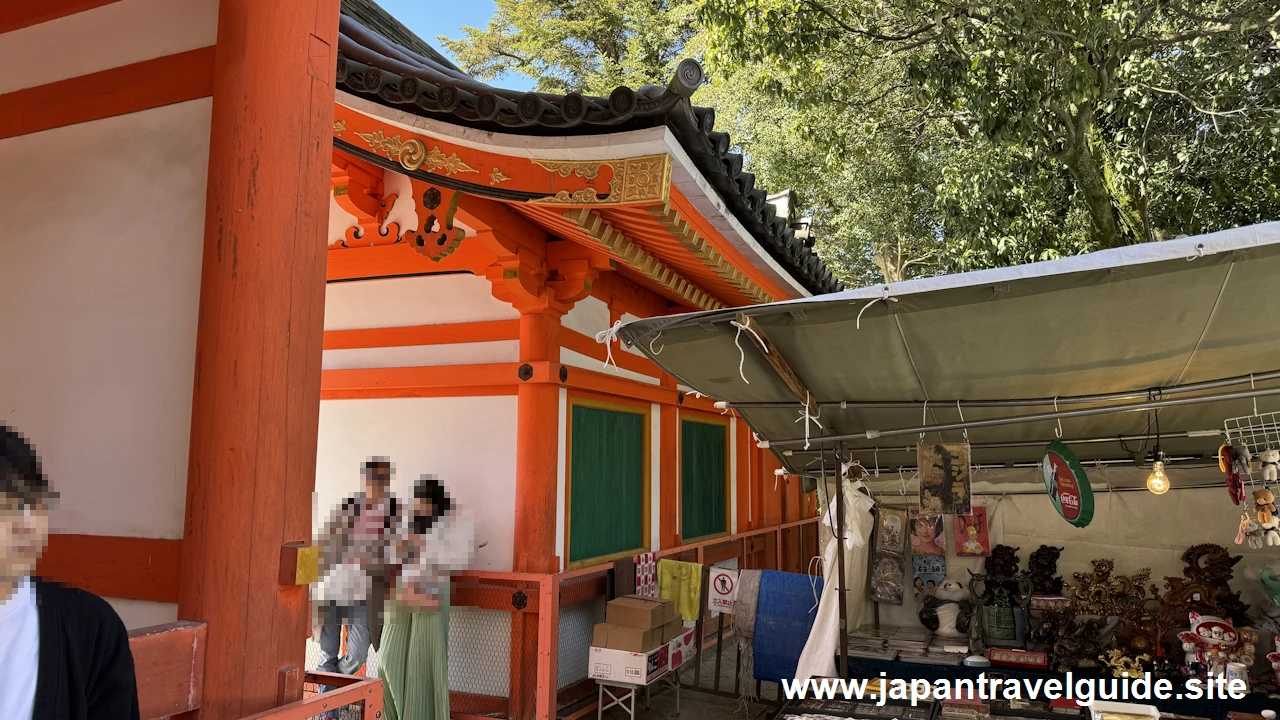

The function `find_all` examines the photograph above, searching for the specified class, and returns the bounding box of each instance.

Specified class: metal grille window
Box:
[568,401,648,565]
[681,416,728,540]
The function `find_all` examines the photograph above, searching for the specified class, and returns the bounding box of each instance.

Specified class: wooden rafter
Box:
[564,208,723,312]
[648,203,776,305]
[734,313,820,417]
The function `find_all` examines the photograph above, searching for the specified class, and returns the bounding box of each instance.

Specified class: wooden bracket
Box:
[279,543,319,586]
[734,313,820,417]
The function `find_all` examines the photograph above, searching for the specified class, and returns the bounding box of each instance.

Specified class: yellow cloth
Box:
[658,559,703,622]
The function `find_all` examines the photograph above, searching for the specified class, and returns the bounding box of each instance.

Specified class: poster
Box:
[870,553,906,605]
[1043,440,1095,528]
[954,507,991,557]
[875,507,908,555]
[918,443,972,514]
[912,555,947,597]
[708,568,738,616]
[909,510,945,556]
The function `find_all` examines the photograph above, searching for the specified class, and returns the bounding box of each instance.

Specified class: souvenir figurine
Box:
[1267,637,1280,686]
[1028,545,1065,596]
[1257,489,1277,525]
[1263,514,1280,547]
[1238,514,1266,549]
[919,580,973,638]
[1177,612,1244,677]
[1223,444,1245,505]
[1053,616,1106,672]
[1261,448,1280,485]
[1100,649,1151,678]
[969,569,1033,649]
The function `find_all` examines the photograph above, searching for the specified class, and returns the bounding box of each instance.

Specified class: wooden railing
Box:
[130,621,207,720]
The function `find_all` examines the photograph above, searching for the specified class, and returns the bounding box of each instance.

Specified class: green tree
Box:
[439,0,698,95]
[700,0,1280,249]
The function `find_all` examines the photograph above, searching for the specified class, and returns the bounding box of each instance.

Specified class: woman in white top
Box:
[379,475,474,720]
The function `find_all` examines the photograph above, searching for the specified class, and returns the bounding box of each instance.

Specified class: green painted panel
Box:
[569,405,645,563]
[681,420,726,540]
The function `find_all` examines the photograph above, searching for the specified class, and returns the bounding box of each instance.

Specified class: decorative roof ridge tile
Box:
[333,16,843,296]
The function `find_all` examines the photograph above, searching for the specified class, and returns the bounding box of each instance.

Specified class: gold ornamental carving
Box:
[334,119,347,137]
[489,167,511,185]
[528,154,671,206]
[355,129,478,176]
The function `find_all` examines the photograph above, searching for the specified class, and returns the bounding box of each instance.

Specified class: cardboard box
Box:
[659,619,684,643]
[589,644,669,685]
[668,627,697,669]
[592,622,664,653]
[605,595,675,629]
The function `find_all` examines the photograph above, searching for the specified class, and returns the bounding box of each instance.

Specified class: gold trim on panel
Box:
[528,154,671,206]
[489,167,511,185]
[647,203,776,304]
[354,129,478,176]
[564,208,723,312]
[333,119,347,137]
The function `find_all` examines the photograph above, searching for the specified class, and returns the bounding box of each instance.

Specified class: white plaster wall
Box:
[562,295,610,337]
[560,348,660,385]
[0,99,211,540]
[324,274,517,331]
[0,0,220,95]
[314,397,518,571]
[322,340,519,370]
[108,598,180,631]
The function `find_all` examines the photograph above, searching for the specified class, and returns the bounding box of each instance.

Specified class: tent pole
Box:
[765,385,1280,450]
[830,446,850,678]
[716,368,1280,411]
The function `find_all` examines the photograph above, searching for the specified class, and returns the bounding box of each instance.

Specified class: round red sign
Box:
[1042,440,1094,528]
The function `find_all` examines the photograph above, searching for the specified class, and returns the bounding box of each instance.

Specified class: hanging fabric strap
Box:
[856,286,899,330]
[729,319,767,385]
[594,320,623,370]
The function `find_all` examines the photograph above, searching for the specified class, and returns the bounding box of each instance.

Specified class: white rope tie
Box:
[807,554,824,611]
[594,320,623,370]
[856,286,899,330]
[648,331,664,355]
[729,319,767,384]
[795,392,823,450]
[1054,397,1063,438]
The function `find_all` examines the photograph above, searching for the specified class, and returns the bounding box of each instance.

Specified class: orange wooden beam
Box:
[560,328,664,379]
[0,0,121,34]
[0,46,215,140]
[130,621,207,720]
[322,363,524,394]
[323,320,520,350]
[38,534,182,603]
[327,239,499,281]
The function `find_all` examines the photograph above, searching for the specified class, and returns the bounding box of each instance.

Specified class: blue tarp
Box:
[753,570,822,682]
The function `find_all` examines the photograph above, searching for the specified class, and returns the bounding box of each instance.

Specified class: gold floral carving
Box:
[489,167,511,185]
[334,119,347,137]
[532,160,603,180]
[528,154,671,206]
[354,129,477,176]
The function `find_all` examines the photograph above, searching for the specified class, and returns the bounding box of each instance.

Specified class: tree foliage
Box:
[442,0,1280,288]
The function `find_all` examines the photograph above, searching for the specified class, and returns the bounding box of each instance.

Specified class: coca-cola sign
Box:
[1042,440,1094,528]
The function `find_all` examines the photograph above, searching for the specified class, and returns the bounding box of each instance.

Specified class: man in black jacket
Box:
[1,424,139,720]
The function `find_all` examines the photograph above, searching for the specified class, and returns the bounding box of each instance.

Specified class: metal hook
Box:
[957,400,969,442]
[1252,374,1260,417]
[873,447,880,477]
[1054,397,1063,439]
[898,469,908,496]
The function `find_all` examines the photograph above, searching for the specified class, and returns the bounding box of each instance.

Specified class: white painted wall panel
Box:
[0,100,211,540]
[560,348,660,385]
[561,295,609,337]
[106,599,179,631]
[324,274,517,331]
[0,0,220,96]
[314,397,518,572]
[322,340,519,370]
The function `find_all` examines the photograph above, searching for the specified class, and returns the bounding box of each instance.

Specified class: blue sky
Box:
[376,0,536,91]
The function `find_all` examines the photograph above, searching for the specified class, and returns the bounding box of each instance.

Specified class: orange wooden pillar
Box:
[176,0,339,718]
[513,310,562,574]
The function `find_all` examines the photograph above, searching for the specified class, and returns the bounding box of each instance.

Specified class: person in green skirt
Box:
[380,475,474,720]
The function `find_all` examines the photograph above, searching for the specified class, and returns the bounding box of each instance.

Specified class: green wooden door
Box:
[569,405,645,564]
[681,419,727,540]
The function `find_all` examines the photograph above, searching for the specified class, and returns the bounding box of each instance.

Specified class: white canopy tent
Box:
[617,222,1280,490]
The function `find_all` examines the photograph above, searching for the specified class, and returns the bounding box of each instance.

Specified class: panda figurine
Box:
[919,580,974,639]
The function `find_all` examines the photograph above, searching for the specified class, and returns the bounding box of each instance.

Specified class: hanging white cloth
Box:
[794,479,875,681]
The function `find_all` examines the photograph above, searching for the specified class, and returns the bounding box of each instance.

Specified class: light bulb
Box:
[1146,461,1170,495]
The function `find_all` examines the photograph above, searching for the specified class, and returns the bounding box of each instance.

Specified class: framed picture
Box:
[875,507,908,555]
[870,553,906,605]
[912,554,947,597]
[918,443,972,514]
[954,507,991,557]
[909,509,945,556]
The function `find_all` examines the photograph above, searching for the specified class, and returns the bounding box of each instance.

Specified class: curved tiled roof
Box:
[333,14,843,296]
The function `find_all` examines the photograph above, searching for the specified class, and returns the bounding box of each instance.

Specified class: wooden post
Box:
[176,0,339,717]
[514,310,561,573]
[831,449,849,678]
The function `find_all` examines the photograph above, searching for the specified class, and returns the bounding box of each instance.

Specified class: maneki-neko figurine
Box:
[1177,612,1256,677]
